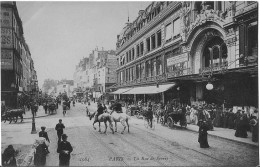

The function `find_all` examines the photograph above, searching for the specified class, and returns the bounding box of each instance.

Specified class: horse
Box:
[108,109,130,134]
[3,108,25,124]
[89,112,114,134]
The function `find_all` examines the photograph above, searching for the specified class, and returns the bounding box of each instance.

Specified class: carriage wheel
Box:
[160,117,164,125]
[167,117,173,128]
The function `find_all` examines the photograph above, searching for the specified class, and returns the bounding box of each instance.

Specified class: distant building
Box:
[56,80,74,97]
[73,48,118,101]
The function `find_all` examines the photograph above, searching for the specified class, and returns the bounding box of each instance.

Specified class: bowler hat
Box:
[62,134,68,139]
[41,126,46,130]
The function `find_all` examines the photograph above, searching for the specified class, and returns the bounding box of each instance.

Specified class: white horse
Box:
[108,109,130,134]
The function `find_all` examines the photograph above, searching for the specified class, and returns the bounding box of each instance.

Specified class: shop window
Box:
[173,19,180,37]
[140,42,144,55]
[136,44,140,57]
[157,30,162,47]
[146,37,151,52]
[248,21,258,57]
[151,34,156,49]
[165,23,173,42]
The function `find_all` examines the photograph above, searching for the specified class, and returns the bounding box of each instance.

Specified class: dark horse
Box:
[89,112,114,134]
[2,108,25,124]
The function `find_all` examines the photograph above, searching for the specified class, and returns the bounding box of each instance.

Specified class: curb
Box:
[131,116,258,147]
[185,127,258,148]
[23,114,49,120]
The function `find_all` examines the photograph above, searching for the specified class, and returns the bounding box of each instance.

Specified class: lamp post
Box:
[31,79,37,134]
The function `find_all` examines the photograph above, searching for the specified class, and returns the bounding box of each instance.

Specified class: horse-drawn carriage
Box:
[126,105,141,117]
[159,107,187,128]
[1,107,25,124]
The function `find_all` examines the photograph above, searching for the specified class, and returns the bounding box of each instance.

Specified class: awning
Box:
[110,88,132,94]
[122,83,175,94]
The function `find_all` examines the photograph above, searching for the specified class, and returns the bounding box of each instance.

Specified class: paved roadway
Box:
[2,102,259,166]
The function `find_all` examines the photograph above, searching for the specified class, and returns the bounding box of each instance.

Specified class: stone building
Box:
[73,48,118,101]
[1,2,38,108]
[114,1,258,109]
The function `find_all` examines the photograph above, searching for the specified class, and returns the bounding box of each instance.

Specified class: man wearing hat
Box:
[95,103,104,121]
[39,126,50,153]
[57,134,73,166]
[55,119,65,143]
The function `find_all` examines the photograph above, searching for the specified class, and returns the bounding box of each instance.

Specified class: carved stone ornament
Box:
[180,6,226,43]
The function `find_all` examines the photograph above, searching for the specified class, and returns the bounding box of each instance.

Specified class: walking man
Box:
[57,134,73,166]
[55,119,65,143]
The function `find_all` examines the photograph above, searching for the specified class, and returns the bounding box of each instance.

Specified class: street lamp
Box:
[31,80,37,134]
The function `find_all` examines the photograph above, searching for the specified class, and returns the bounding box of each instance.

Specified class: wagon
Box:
[166,111,187,128]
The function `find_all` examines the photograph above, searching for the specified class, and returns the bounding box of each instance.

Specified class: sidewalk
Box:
[23,106,51,119]
[186,123,258,147]
[132,116,258,147]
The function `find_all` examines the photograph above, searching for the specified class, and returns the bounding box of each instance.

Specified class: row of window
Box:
[118,56,163,83]
[120,18,180,67]
[125,2,173,42]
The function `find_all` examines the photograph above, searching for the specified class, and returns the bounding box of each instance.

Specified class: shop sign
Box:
[1,8,12,27]
[167,52,188,67]
[1,28,13,48]
[199,65,228,76]
[1,50,13,70]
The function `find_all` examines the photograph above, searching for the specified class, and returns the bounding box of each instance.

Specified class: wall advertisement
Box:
[1,50,13,70]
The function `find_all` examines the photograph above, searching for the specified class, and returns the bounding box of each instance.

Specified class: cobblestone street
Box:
[2,102,258,166]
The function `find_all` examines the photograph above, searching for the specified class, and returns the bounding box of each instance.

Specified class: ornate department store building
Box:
[114,1,258,109]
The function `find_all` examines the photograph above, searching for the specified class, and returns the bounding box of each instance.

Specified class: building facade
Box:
[115,1,258,109]
[1,2,38,108]
[73,48,118,101]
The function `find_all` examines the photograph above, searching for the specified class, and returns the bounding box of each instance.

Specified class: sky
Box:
[16,1,150,88]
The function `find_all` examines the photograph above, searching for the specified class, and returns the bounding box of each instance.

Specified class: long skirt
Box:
[198,131,210,148]
[252,124,258,142]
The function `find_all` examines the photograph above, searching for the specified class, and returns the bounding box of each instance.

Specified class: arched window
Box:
[202,37,228,68]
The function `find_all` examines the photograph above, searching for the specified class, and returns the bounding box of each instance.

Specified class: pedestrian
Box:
[198,120,210,148]
[235,114,248,138]
[55,119,65,143]
[39,126,50,153]
[57,134,73,166]
[34,138,48,166]
[62,101,67,116]
[43,103,48,114]
[2,145,17,166]
[250,116,258,142]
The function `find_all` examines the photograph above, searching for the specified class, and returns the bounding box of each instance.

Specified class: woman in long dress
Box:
[198,120,210,148]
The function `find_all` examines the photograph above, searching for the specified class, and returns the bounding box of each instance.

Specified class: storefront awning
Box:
[123,83,175,94]
[110,88,132,94]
